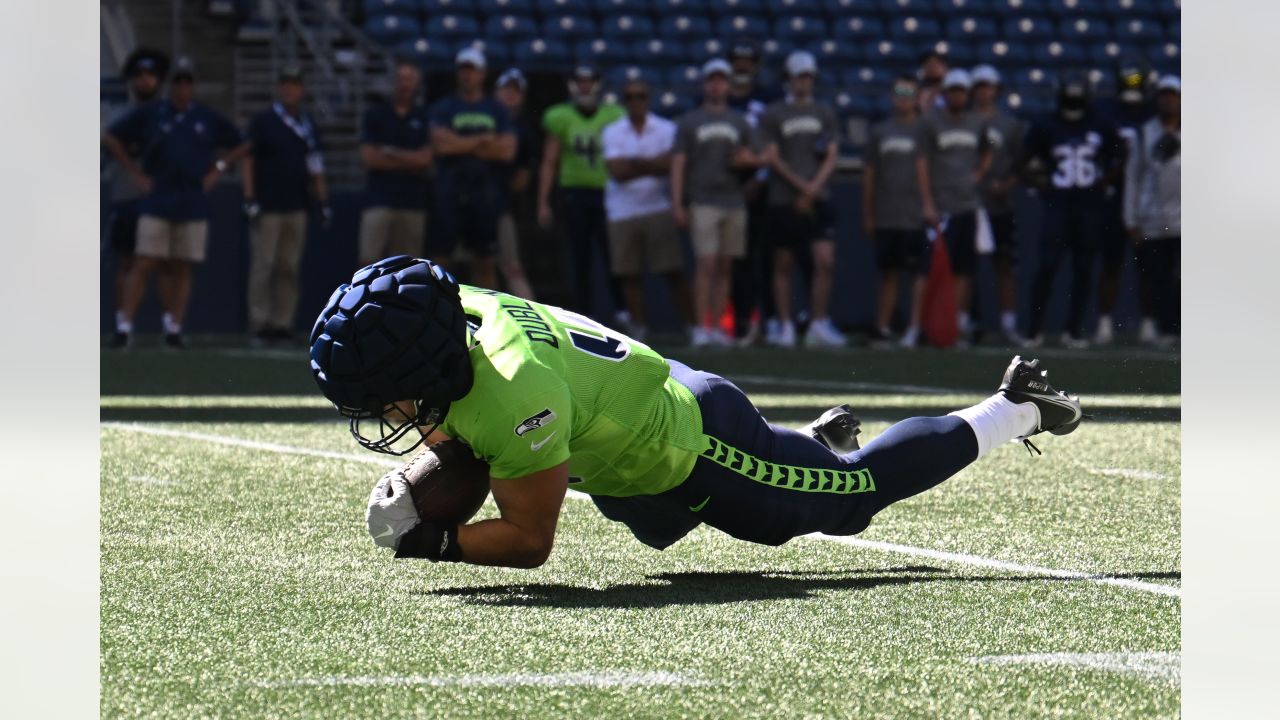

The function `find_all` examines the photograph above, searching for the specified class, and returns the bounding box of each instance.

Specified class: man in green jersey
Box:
[537,66,626,320]
[310,256,1084,567]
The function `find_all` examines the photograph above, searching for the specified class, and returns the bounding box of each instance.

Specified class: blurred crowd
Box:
[102,40,1180,350]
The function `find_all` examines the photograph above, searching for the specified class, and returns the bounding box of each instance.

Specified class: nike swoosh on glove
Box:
[365,471,421,550]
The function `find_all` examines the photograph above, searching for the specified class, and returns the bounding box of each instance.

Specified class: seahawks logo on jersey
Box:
[514,409,558,437]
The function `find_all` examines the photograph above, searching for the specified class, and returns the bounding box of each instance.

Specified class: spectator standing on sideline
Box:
[537,66,626,321]
[102,57,246,349]
[493,68,537,299]
[1124,75,1180,346]
[103,47,166,345]
[602,78,694,342]
[1021,72,1124,348]
[916,68,991,346]
[863,75,928,348]
[917,50,949,115]
[760,51,844,348]
[428,48,515,290]
[971,65,1026,345]
[241,66,330,346]
[727,41,783,346]
[1094,61,1155,345]
[358,60,432,267]
[672,59,769,348]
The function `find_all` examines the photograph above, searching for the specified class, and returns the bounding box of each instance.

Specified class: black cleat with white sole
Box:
[805,404,863,454]
[998,355,1084,452]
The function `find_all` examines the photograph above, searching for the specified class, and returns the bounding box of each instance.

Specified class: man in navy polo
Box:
[428,47,515,290]
[241,65,331,346]
[358,59,433,267]
[102,57,246,349]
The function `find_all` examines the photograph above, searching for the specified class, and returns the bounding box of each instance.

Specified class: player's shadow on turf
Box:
[421,567,1181,609]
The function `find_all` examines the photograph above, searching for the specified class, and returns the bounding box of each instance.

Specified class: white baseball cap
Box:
[785,50,818,77]
[1156,74,1181,94]
[971,64,1001,86]
[943,68,972,90]
[455,46,486,69]
[702,58,732,79]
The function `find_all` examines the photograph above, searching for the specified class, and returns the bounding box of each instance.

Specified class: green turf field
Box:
[101,342,1180,719]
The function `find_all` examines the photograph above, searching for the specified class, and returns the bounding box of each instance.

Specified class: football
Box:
[401,439,491,524]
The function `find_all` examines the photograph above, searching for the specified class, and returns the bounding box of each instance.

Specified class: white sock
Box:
[116,318,132,334]
[949,394,1040,458]
[162,313,181,335]
[1001,311,1017,332]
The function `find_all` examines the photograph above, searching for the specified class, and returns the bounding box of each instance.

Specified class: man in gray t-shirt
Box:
[917,68,991,342]
[759,50,843,348]
[972,65,1026,344]
[671,59,768,348]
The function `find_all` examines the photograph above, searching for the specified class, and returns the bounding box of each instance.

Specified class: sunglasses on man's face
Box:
[624,92,648,101]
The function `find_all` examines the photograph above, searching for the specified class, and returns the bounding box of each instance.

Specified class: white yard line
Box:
[1089,467,1170,481]
[103,423,1179,599]
[251,670,709,689]
[970,651,1180,682]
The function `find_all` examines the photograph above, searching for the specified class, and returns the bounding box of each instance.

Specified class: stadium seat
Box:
[1009,65,1058,91]
[397,38,455,70]
[687,38,727,63]
[948,16,999,43]
[1102,0,1161,17]
[593,0,653,13]
[633,38,688,66]
[1004,90,1053,118]
[666,64,702,90]
[423,0,473,13]
[602,15,655,41]
[479,0,534,13]
[575,38,633,66]
[717,15,770,42]
[1086,40,1126,65]
[865,40,917,68]
[606,64,663,89]
[660,15,713,42]
[365,15,422,46]
[811,38,864,67]
[1113,17,1164,42]
[1002,16,1058,42]
[842,65,894,92]
[1147,41,1179,73]
[537,0,592,14]
[888,16,942,42]
[485,14,538,41]
[760,38,796,67]
[1032,40,1087,66]
[775,16,827,45]
[990,0,1050,14]
[876,0,935,15]
[1087,67,1118,96]
[768,0,823,15]
[654,89,695,119]
[542,15,597,41]
[1167,19,1179,39]
[709,0,767,15]
[427,14,481,42]
[467,39,512,68]
[932,40,976,66]
[832,16,885,42]
[1046,0,1105,17]
[363,0,417,19]
[934,0,993,15]
[1060,17,1112,42]
[512,38,572,70]
[974,40,1032,67]
[656,0,711,13]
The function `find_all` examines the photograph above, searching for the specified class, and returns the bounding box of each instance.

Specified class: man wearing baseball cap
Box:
[671,58,769,347]
[493,68,537,300]
[426,47,515,290]
[916,67,991,347]
[760,50,844,348]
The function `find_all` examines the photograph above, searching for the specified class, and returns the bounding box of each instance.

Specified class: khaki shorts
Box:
[358,207,425,266]
[135,215,209,262]
[608,211,684,276]
[689,204,746,259]
[497,212,522,267]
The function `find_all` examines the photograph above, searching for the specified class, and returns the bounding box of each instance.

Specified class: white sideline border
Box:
[251,670,710,689]
[102,423,1180,599]
[970,651,1180,683]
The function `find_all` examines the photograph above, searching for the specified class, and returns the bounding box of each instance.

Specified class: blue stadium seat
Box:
[1046,0,1105,17]
[1009,66,1057,91]
[1087,67,1117,96]
[660,15,713,41]
[760,38,796,68]
[397,38,455,70]
[426,14,480,42]
[1167,19,1179,39]
[932,40,976,66]
[667,65,701,90]
[423,0,474,13]
[513,38,572,70]
[717,15,770,41]
[1147,41,1179,73]
[948,16,999,43]
[633,38,688,66]
[602,15,655,40]
[1004,90,1053,118]
[877,0,935,14]
[542,15,597,41]
[366,15,422,45]
[1087,40,1127,65]
[775,16,827,45]
[974,40,1033,67]
[479,0,534,13]
[865,41,917,68]
[709,0,767,14]
[991,0,1049,14]
[593,0,653,13]
[1061,17,1112,42]
[485,14,538,41]
[656,0,710,13]
[888,16,942,41]
[1002,16,1058,42]
[575,38,633,66]
[769,0,823,15]
[606,64,664,89]
[811,38,864,67]
[1032,40,1087,66]
[468,39,513,68]
[842,66,894,92]
[833,16,885,42]
[822,0,880,15]
[934,0,993,15]
[537,0,593,14]
[1114,17,1164,42]
[1103,0,1161,17]
[687,38,727,63]
[654,89,695,119]
[363,0,417,19]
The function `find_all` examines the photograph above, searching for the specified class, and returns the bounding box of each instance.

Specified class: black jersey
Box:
[1023,111,1124,201]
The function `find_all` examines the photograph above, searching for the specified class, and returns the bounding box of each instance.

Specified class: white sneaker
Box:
[736,319,761,348]
[1138,317,1158,345]
[1060,332,1091,350]
[764,317,782,345]
[1093,315,1114,346]
[613,309,633,334]
[1002,327,1026,346]
[1020,334,1044,349]
[690,327,713,348]
[804,318,847,347]
[899,326,919,349]
[711,328,734,347]
[769,320,797,348]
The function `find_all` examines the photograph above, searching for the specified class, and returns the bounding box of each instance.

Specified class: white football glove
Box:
[365,471,420,550]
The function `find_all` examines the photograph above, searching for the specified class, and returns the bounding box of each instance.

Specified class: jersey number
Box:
[570,134,601,167]
[1051,144,1098,189]
[550,308,631,362]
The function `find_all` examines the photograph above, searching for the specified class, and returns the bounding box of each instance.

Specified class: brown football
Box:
[402,439,491,524]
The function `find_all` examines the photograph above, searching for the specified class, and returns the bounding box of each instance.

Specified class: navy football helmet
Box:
[309,256,474,455]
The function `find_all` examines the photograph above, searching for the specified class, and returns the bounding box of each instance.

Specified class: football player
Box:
[311,257,1083,567]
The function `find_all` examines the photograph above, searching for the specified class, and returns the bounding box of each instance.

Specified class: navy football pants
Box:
[591,361,980,549]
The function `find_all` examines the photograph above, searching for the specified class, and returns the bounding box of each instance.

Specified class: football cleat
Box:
[804,404,863,454]
[998,356,1084,452]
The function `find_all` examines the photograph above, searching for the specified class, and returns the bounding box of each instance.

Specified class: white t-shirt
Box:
[602,113,677,222]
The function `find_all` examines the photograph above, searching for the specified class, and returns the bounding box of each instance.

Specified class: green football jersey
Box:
[542,102,624,189]
[439,287,704,497]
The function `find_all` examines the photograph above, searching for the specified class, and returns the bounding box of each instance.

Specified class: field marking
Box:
[1089,467,1169,481]
[252,671,709,689]
[729,374,957,395]
[102,423,1179,600]
[127,474,176,486]
[970,651,1180,682]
